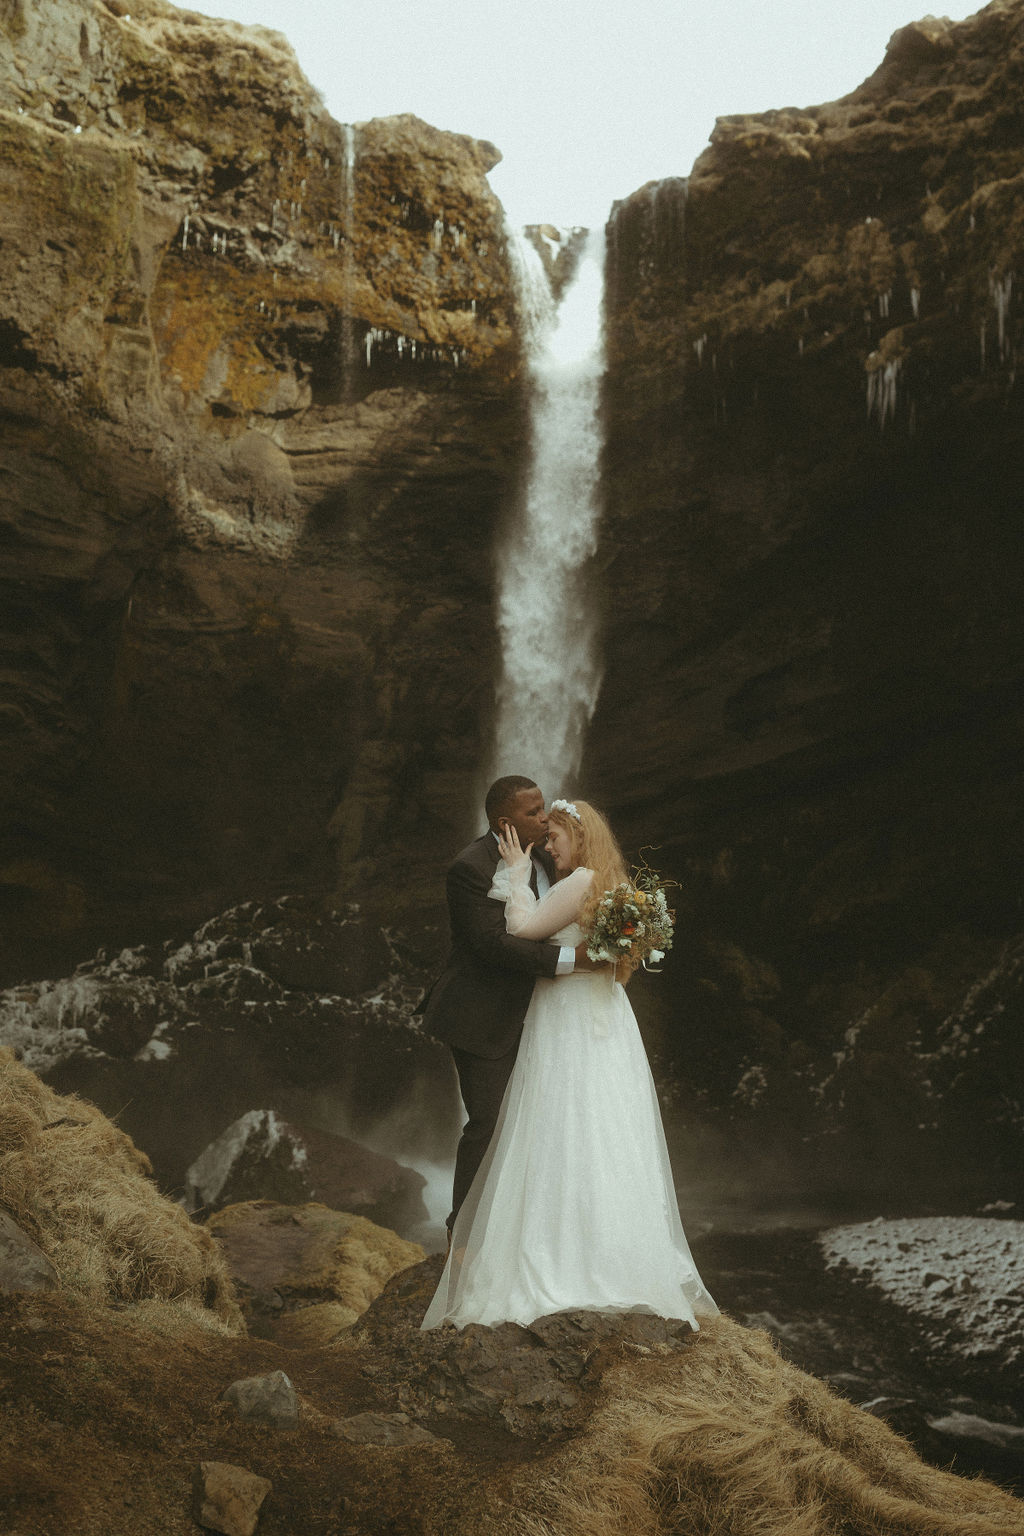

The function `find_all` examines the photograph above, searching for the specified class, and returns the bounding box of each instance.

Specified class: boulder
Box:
[353,1256,696,1439]
[206,1200,424,1340]
[192,1462,272,1536]
[184,1109,428,1235]
[222,1370,299,1431]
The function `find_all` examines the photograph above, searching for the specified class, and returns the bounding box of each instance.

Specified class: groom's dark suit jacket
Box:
[421,832,561,1059]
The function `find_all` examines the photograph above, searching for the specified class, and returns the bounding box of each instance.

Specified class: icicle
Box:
[866,356,901,428]
[798,337,804,356]
[181,213,190,250]
[910,287,920,319]
[878,290,891,318]
[432,218,444,251]
[991,272,1013,361]
[693,334,707,364]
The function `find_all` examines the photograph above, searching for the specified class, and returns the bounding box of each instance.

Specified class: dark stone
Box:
[185,1109,428,1234]
[352,1257,695,1439]
[596,1,1024,1207]
[332,1411,440,1447]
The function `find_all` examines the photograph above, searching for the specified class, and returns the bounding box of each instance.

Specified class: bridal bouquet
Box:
[586,858,675,973]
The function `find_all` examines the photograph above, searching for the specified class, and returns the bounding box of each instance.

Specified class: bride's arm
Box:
[505,866,594,939]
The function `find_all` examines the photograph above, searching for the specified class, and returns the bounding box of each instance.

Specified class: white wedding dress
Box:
[421,861,717,1330]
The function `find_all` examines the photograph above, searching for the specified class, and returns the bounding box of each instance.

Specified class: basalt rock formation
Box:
[0,0,521,981]
[597,0,1024,1202]
[0,893,455,1211]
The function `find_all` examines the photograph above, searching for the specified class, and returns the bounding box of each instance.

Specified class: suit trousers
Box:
[448,1040,520,1232]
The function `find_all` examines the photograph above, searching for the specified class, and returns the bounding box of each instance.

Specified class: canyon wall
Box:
[598,0,1024,1199]
[0,0,522,980]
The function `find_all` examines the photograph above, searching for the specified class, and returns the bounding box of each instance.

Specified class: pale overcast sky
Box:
[194,0,981,227]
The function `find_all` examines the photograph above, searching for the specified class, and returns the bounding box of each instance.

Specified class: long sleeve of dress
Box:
[501,865,594,939]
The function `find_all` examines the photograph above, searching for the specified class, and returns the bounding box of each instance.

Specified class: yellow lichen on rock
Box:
[151,263,282,413]
[207,1199,424,1341]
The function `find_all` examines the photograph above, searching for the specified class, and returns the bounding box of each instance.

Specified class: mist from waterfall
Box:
[490,226,607,802]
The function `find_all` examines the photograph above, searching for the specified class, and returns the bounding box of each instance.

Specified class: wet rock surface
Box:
[0,895,456,1211]
[0,0,525,981]
[694,1215,1024,1490]
[353,1255,696,1439]
[821,1216,1024,1379]
[597,0,1024,1204]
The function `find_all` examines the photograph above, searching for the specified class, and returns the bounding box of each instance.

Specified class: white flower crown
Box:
[551,798,582,823]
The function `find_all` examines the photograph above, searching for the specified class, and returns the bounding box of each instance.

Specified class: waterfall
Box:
[490,226,607,802]
[340,124,357,396]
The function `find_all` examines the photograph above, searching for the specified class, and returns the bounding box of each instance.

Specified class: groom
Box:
[422,774,590,1238]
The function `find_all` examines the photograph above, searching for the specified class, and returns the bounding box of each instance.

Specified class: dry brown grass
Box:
[512,1316,1024,1536]
[0,1048,241,1329]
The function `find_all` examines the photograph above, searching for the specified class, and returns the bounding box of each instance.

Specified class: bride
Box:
[421,797,717,1331]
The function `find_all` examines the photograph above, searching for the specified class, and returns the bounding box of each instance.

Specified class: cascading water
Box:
[490,226,607,800]
[339,124,358,395]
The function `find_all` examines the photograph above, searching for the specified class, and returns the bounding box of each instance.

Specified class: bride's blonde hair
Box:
[548,799,633,976]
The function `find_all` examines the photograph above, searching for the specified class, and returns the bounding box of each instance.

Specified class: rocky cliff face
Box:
[3,0,1024,1208]
[0,0,522,979]
[597,0,1024,1199]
